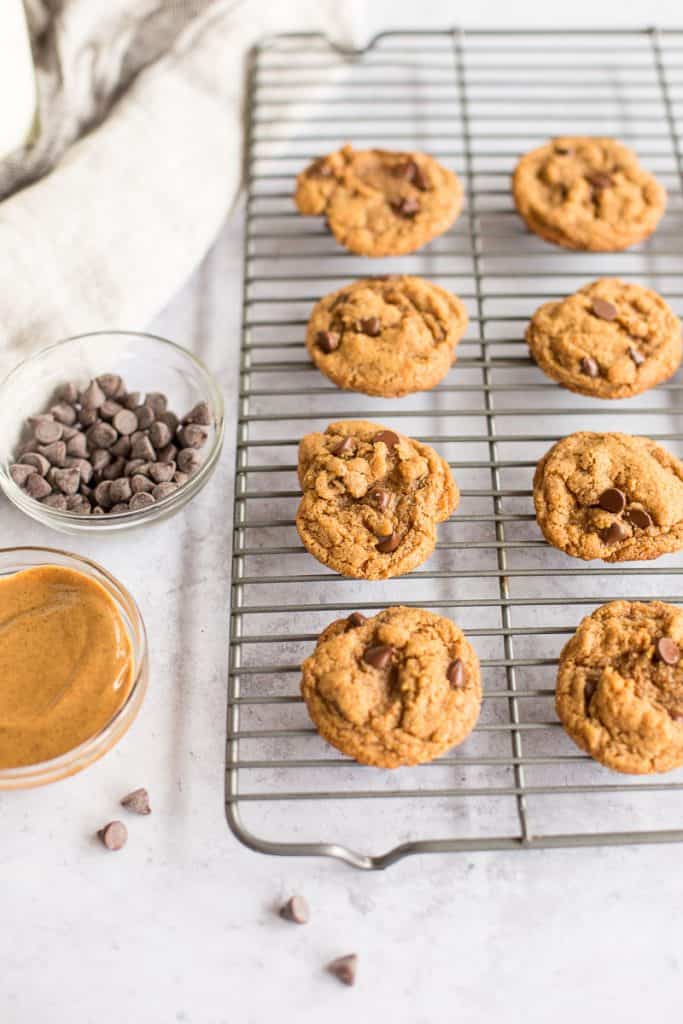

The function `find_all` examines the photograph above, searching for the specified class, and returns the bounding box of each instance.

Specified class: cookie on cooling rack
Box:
[296,420,458,580]
[533,431,683,562]
[306,275,468,398]
[294,144,463,256]
[301,606,482,768]
[557,600,683,774]
[525,278,682,400]
[512,136,666,251]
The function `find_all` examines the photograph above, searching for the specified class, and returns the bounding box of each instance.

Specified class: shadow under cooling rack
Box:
[226,25,683,869]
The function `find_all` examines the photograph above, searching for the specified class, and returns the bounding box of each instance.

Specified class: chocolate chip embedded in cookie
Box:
[306,276,468,398]
[526,279,682,399]
[533,431,683,562]
[302,606,482,768]
[556,600,683,774]
[294,144,463,257]
[512,136,666,250]
[296,420,458,580]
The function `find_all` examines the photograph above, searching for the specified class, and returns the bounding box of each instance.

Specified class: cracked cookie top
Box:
[302,605,482,768]
[294,144,463,257]
[533,431,683,562]
[306,275,468,397]
[557,600,683,774]
[513,137,666,251]
[296,420,458,580]
[526,278,682,399]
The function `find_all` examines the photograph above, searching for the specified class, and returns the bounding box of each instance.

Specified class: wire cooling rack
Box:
[226,27,683,869]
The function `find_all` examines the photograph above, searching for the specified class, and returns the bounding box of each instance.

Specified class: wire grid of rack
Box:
[226,27,683,869]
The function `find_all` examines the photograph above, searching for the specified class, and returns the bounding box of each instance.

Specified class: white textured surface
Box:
[4,8,683,1023]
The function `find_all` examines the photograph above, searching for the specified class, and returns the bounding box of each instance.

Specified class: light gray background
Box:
[3,4,683,1022]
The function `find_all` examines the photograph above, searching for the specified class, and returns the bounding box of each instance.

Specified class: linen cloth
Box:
[0,0,361,374]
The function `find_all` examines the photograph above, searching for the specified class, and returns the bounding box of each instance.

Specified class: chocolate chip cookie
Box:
[526,278,682,399]
[557,600,683,774]
[306,276,468,398]
[296,421,458,580]
[513,137,666,250]
[534,431,683,562]
[301,606,482,768]
[294,144,463,257]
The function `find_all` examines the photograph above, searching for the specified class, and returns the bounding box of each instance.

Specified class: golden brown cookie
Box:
[526,279,682,399]
[294,144,463,257]
[296,420,458,580]
[306,276,468,398]
[557,600,683,774]
[302,606,482,768]
[512,137,666,251]
[533,432,683,562]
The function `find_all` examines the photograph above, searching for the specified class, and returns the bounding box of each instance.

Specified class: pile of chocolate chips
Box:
[9,374,211,515]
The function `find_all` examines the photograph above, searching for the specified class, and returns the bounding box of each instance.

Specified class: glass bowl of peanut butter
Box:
[0,547,148,788]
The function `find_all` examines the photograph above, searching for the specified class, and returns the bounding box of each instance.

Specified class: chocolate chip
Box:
[376,533,400,553]
[316,330,340,353]
[310,157,333,178]
[279,895,309,924]
[38,441,67,466]
[130,435,156,462]
[67,457,93,484]
[99,399,123,421]
[412,164,428,191]
[331,436,355,456]
[554,145,573,155]
[626,506,652,529]
[124,391,142,411]
[52,467,81,495]
[110,502,130,513]
[112,408,139,435]
[96,374,123,398]
[598,487,626,514]
[586,172,613,189]
[145,392,167,416]
[363,645,394,670]
[25,474,51,499]
[157,443,178,464]
[110,435,132,458]
[347,612,367,629]
[9,463,36,486]
[91,449,112,473]
[129,491,155,511]
[57,381,79,404]
[391,196,419,218]
[447,659,465,688]
[78,407,98,428]
[152,482,178,501]
[120,787,151,815]
[591,298,617,321]
[97,821,128,851]
[628,346,645,366]
[373,430,399,450]
[149,420,171,449]
[177,448,202,475]
[81,380,106,410]
[657,637,680,665]
[50,403,77,426]
[43,493,67,510]
[584,679,597,712]
[173,471,188,486]
[183,401,211,426]
[109,477,132,504]
[359,317,381,337]
[131,474,154,494]
[20,452,50,476]
[368,488,390,511]
[87,422,118,449]
[327,954,357,987]
[66,494,91,514]
[178,424,209,450]
[66,432,88,458]
[94,481,113,508]
[102,457,126,481]
[602,521,629,544]
[134,404,155,430]
[33,419,63,444]
[149,461,176,484]
[580,355,599,378]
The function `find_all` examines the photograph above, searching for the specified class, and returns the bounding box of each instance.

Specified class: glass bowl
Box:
[0,547,148,790]
[0,331,224,534]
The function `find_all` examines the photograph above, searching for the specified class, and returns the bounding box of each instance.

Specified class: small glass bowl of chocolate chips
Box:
[0,331,224,533]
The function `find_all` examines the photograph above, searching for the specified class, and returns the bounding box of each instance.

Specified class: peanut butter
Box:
[0,565,134,769]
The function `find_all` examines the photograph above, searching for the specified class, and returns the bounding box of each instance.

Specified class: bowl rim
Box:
[0,329,225,529]
[0,545,149,787]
